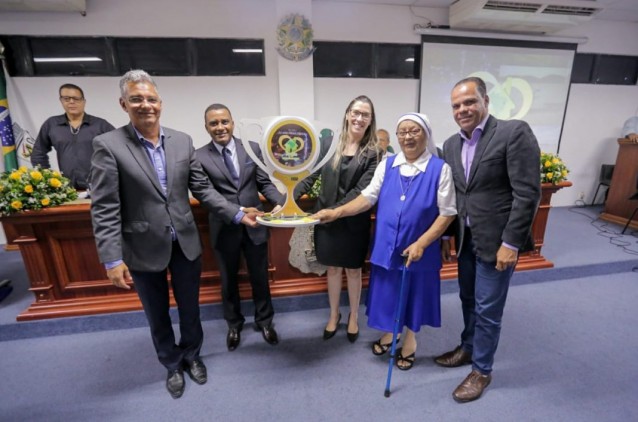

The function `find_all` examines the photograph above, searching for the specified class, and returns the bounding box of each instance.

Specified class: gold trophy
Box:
[238,116,337,227]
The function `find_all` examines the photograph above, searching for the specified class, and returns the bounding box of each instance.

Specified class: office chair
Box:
[621,175,638,234]
[591,164,615,206]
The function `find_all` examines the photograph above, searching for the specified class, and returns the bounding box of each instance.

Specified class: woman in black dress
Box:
[298,95,379,342]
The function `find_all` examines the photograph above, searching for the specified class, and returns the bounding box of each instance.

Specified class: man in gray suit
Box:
[90,70,259,399]
[196,104,284,351]
[435,76,541,402]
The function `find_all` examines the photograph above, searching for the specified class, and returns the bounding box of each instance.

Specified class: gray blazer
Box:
[195,138,284,248]
[442,115,541,262]
[90,124,239,272]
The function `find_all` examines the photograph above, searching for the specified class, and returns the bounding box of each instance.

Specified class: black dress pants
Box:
[131,241,203,371]
[214,226,274,330]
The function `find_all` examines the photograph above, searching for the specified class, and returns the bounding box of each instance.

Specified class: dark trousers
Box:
[457,228,514,374]
[130,241,203,371]
[214,226,274,330]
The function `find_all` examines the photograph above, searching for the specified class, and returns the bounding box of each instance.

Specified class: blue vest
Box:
[370,154,444,271]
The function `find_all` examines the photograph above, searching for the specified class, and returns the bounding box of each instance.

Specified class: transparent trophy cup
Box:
[237,116,337,227]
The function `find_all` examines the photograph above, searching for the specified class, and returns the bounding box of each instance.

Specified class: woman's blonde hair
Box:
[331,95,379,169]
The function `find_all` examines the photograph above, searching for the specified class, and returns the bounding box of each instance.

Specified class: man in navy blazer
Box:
[196,104,284,351]
[435,76,541,403]
[90,71,259,399]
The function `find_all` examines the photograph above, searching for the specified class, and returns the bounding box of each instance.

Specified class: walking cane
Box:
[384,255,409,398]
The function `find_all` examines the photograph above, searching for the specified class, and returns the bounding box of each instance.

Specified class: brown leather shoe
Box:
[434,345,472,367]
[452,370,492,403]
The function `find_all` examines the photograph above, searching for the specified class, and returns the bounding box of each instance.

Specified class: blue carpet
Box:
[1,258,636,342]
[1,273,636,422]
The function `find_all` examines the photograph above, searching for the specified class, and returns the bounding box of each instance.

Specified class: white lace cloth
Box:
[288,226,327,276]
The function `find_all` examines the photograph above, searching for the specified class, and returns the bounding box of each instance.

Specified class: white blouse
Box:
[361,150,457,217]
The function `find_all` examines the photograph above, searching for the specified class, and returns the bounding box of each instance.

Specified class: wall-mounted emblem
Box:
[276,13,315,62]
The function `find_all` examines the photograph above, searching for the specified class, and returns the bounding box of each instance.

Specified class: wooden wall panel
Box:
[1,185,568,321]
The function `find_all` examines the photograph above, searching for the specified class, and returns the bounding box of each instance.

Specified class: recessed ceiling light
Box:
[232,49,263,53]
[33,57,102,63]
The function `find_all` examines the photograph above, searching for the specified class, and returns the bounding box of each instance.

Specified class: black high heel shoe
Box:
[323,313,341,340]
[346,312,359,343]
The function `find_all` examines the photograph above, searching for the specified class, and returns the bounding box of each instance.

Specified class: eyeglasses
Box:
[350,110,372,121]
[396,128,423,139]
[127,96,160,105]
[60,96,84,103]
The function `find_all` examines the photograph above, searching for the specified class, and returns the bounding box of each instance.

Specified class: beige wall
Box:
[1,0,637,243]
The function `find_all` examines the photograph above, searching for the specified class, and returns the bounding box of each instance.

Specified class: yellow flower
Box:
[30,170,43,181]
[540,152,569,184]
[1,166,78,214]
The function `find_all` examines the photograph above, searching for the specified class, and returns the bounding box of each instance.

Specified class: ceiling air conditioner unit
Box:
[449,0,603,34]
[0,0,86,13]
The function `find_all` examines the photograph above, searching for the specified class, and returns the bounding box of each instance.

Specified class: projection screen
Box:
[419,36,576,153]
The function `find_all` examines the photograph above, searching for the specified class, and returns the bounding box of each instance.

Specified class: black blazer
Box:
[442,115,541,262]
[196,138,284,247]
[296,146,379,232]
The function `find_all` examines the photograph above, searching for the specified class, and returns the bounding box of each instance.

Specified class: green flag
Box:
[1,66,19,172]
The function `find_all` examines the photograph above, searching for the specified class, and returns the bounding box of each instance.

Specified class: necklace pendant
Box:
[400,194,406,201]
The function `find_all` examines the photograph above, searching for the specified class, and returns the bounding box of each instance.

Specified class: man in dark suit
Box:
[435,76,541,402]
[196,104,284,351]
[90,70,259,399]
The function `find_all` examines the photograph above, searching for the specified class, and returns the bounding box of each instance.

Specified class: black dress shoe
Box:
[323,313,341,340]
[227,328,241,351]
[261,325,279,345]
[166,369,185,399]
[184,359,207,385]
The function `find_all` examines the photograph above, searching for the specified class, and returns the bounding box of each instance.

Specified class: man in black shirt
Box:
[31,84,114,189]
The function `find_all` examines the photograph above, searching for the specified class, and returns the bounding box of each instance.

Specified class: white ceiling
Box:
[0,0,637,22]
[323,0,638,23]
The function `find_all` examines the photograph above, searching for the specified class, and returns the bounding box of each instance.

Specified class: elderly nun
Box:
[314,113,457,370]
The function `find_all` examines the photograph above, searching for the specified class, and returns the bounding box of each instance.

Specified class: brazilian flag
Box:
[1,67,18,172]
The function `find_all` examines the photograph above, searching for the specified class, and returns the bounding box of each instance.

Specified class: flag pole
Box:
[0,41,19,173]
[0,41,21,251]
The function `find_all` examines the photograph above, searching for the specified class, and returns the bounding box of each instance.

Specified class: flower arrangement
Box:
[540,152,569,184]
[0,166,78,216]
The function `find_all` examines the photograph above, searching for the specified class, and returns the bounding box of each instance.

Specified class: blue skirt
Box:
[365,264,441,333]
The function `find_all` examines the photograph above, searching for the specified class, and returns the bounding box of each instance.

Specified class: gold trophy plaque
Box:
[239,116,336,227]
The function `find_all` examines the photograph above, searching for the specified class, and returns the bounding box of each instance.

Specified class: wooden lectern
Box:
[600,139,638,230]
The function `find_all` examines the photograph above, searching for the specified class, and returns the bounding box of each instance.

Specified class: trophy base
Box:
[257,214,320,228]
